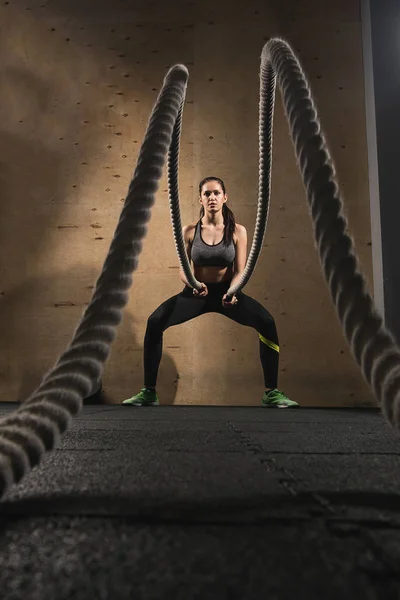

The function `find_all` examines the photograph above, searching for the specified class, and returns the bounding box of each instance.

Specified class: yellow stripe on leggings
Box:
[258,334,280,353]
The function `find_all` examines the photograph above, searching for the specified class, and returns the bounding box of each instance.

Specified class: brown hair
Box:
[198,176,236,244]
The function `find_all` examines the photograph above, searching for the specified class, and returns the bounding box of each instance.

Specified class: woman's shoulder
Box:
[234,223,247,239]
[182,222,198,241]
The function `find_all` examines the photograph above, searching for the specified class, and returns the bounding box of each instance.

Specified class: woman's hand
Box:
[222,293,238,307]
[193,283,208,297]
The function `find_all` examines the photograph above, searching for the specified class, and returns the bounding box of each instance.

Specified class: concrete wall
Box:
[0,0,375,406]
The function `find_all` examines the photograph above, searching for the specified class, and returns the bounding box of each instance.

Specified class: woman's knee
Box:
[146,312,165,336]
[264,312,275,327]
[260,311,278,337]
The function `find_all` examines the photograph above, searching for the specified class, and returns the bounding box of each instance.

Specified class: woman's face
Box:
[199,181,227,214]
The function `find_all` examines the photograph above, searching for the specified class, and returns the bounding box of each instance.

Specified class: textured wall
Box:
[0,0,375,406]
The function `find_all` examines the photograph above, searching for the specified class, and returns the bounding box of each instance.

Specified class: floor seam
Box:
[225,418,400,591]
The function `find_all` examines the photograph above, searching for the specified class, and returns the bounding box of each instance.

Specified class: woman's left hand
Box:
[222,293,238,307]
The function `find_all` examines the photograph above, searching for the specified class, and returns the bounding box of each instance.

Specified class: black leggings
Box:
[143,281,280,389]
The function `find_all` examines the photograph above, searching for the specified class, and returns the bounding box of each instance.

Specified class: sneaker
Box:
[122,387,159,406]
[262,389,299,408]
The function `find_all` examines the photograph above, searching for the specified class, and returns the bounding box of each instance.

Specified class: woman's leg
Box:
[144,288,207,388]
[221,292,279,389]
[221,291,298,406]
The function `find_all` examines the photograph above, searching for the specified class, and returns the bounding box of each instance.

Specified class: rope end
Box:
[164,64,189,84]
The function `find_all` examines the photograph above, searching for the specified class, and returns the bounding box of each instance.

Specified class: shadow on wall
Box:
[0,130,69,282]
[0,44,179,406]
[107,300,180,407]
[0,266,179,406]
[0,69,179,405]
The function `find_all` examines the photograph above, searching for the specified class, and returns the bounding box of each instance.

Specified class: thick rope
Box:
[167,95,202,291]
[263,38,400,426]
[225,50,277,300]
[166,53,276,301]
[0,65,189,500]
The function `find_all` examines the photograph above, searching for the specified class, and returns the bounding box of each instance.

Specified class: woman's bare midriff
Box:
[193,265,233,284]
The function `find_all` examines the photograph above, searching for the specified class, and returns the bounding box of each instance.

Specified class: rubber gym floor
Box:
[1,402,400,599]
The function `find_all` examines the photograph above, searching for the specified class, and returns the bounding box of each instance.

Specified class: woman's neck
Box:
[202,211,224,227]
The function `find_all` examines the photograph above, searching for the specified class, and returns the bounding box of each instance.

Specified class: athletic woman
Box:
[123,176,298,408]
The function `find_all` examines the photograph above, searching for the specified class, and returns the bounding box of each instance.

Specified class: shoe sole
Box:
[262,404,299,409]
[122,402,159,407]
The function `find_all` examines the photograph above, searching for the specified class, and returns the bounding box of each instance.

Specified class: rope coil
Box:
[0,38,399,503]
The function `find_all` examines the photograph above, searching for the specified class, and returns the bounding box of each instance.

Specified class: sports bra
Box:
[191,221,236,268]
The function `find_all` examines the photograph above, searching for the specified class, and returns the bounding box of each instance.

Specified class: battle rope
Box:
[0,64,190,500]
[167,93,202,292]
[166,49,276,300]
[264,38,400,426]
[0,37,399,503]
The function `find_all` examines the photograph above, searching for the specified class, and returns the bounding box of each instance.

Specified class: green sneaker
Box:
[122,387,159,406]
[262,389,299,408]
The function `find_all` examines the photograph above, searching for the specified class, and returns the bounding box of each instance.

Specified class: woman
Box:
[123,176,298,408]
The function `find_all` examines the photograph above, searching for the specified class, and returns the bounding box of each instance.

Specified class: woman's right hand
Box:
[193,283,208,297]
